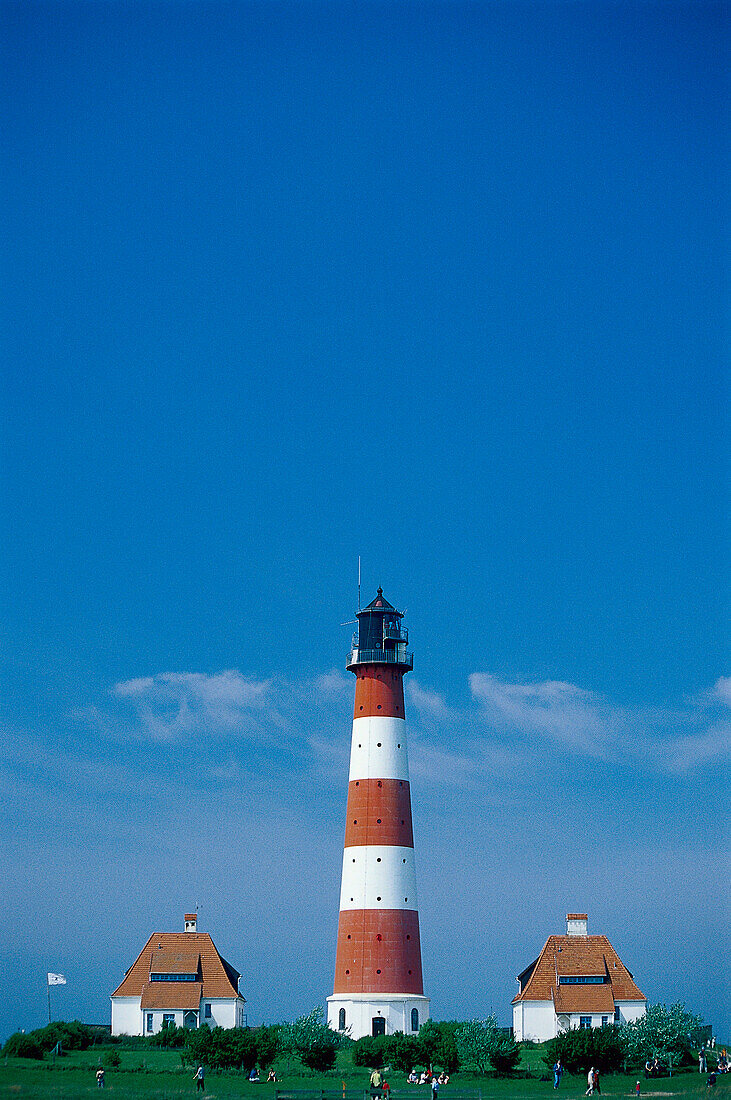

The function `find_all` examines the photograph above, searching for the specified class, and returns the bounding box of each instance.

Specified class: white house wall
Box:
[111,997,141,1037]
[112,997,244,1036]
[513,999,647,1042]
[513,1000,557,1042]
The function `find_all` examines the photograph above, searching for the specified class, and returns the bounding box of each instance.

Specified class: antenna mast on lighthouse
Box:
[327,587,430,1039]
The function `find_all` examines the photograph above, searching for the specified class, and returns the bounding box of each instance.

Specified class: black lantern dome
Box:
[346,587,413,672]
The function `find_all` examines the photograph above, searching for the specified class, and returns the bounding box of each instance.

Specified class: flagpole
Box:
[47,975,51,1025]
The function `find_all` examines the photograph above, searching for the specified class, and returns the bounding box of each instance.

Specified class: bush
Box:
[187,1025,259,1070]
[352,1034,391,1068]
[417,1020,460,1074]
[33,1020,94,1052]
[255,1025,280,1070]
[150,1021,187,1048]
[103,1049,121,1067]
[543,1025,625,1074]
[3,1032,45,1059]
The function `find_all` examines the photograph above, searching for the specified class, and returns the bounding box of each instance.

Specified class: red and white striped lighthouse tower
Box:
[327,588,429,1039]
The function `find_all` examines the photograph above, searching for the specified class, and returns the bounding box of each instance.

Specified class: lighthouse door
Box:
[371,1017,386,1037]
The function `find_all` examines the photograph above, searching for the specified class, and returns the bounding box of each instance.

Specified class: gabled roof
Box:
[513,933,645,1010]
[112,932,243,1001]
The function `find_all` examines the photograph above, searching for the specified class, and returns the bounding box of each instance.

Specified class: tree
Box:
[621,1004,703,1068]
[454,1017,520,1075]
[281,1007,339,1073]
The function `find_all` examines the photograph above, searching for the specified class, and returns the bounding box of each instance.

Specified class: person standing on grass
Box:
[593,1067,601,1094]
[96,1066,105,1088]
[553,1060,563,1089]
[370,1068,383,1099]
[431,1073,439,1100]
[700,1049,708,1073]
[635,1082,641,1097]
[586,1067,594,1095]
[194,1064,205,1092]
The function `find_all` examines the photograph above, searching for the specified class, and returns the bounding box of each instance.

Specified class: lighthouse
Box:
[327,588,430,1039]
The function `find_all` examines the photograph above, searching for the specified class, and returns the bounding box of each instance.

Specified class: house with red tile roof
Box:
[512,913,646,1041]
[111,913,246,1036]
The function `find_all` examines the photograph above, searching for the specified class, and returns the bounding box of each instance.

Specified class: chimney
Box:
[184,913,197,933]
[566,913,588,936]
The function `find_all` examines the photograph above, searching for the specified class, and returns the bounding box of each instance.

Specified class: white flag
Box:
[47,973,66,985]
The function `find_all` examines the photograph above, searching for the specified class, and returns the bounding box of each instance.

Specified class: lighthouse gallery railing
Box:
[346,648,414,669]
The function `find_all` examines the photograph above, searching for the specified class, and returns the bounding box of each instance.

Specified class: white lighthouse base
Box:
[327,993,430,1040]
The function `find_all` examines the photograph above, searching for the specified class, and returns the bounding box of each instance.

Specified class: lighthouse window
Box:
[339,1009,346,1030]
[377,781,382,787]
[377,896,381,901]
[376,934,382,941]
[377,858,381,862]
[377,742,382,747]
[406,935,411,940]
[377,704,382,709]
[411,1009,419,1032]
[347,934,351,939]
[376,969,381,974]
[377,818,381,823]
[345,970,350,975]
[402,859,406,864]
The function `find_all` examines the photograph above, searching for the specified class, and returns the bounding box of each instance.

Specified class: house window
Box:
[150,972,196,981]
[146,1013,153,1033]
[204,1004,212,1018]
[163,1013,176,1028]
[559,975,605,984]
[579,1016,592,1029]
[614,1007,621,1024]
[339,1008,346,1030]
[601,1016,609,1027]
[411,1008,419,1032]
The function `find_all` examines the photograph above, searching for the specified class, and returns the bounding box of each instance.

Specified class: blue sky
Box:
[1,0,728,1043]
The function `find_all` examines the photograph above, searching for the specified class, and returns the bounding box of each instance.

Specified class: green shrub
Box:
[352,1034,391,1068]
[149,1021,187,1048]
[103,1049,122,1067]
[3,1032,45,1059]
[543,1025,625,1074]
[33,1020,94,1051]
[417,1020,460,1074]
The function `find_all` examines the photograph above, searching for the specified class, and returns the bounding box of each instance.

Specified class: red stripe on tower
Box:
[327,588,430,1040]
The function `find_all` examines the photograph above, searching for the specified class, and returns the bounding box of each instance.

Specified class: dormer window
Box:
[150,972,197,981]
[558,975,606,984]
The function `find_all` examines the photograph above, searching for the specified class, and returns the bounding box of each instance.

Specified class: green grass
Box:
[1,1047,727,1100]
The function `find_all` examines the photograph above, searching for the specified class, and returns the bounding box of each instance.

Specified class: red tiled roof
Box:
[150,951,199,975]
[140,982,203,1009]
[554,984,616,1013]
[112,932,243,1001]
[513,934,645,1008]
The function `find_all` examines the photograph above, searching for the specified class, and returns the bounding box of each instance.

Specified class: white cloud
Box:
[111,670,273,742]
[469,672,607,756]
[712,676,731,706]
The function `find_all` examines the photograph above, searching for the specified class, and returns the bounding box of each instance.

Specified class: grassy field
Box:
[1,1047,727,1100]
